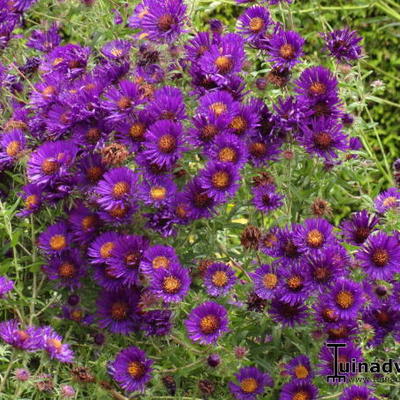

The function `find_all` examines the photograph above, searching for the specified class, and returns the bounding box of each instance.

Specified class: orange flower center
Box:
[111,302,128,320]
[294,365,309,379]
[371,248,389,267]
[113,181,130,198]
[110,48,123,57]
[382,196,397,208]
[47,338,62,351]
[25,195,38,209]
[6,140,21,157]
[240,378,258,393]
[100,242,115,258]
[211,171,230,189]
[199,315,219,334]
[201,124,218,141]
[249,142,267,157]
[49,234,67,251]
[41,159,59,175]
[130,122,146,140]
[82,215,96,231]
[163,276,182,294]
[58,262,76,278]
[108,205,128,218]
[158,134,176,153]
[210,102,227,116]
[215,56,233,74]
[293,391,310,400]
[336,290,354,309]
[150,186,167,200]
[86,166,103,182]
[249,17,264,32]
[157,14,174,31]
[117,96,132,110]
[279,43,295,59]
[152,256,170,269]
[263,273,278,289]
[306,229,324,248]
[42,85,56,97]
[314,132,332,149]
[127,361,145,378]
[211,270,228,287]
[287,275,303,290]
[86,128,101,143]
[309,82,326,95]
[229,116,247,133]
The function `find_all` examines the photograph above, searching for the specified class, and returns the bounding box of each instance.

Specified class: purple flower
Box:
[237,6,271,44]
[108,235,150,287]
[269,298,309,327]
[207,133,248,167]
[185,301,228,345]
[76,154,108,187]
[185,31,215,62]
[326,278,364,320]
[88,231,122,265]
[199,161,240,203]
[0,320,42,351]
[267,30,305,70]
[0,276,14,298]
[204,263,236,297]
[252,184,283,214]
[96,290,141,335]
[42,250,86,289]
[357,232,400,280]
[259,228,280,257]
[94,167,138,211]
[41,326,74,363]
[101,39,131,60]
[279,380,318,400]
[60,385,76,398]
[198,90,239,119]
[246,134,281,167]
[142,120,185,169]
[139,175,178,207]
[298,117,348,160]
[141,244,180,275]
[341,210,379,246]
[93,264,125,292]
[229,366,273,400]
[27,23,61,52]
[38,221,71,255]
[322,28,363,63]
[251,264,279,300]
[293,218,335,254]
[374,187,400,213]
[14,368,30,382]
[147,86,186,121]
[141,310,172,336]
[285,355,314,380]
[0,129,26,169]
[27,140,77,187]
[68,204,101,244]
[275,226,302,262]
[141,0,187,43]
[150,265,191,303]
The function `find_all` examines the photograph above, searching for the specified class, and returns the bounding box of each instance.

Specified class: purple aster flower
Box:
[285,355,314,380]
[0,320,42,351]
[374,187,400,213]
[259,227,280,257]
[185,301,228,345]
[325,320,360,343]
[150,265,191,303]
[143,207,178,237]
[341,210,379,246]
[339,386,378,400]
[228,102,260,138]
[267,30,305,70]
[198,90,240,119]
[251,264,279,300]
[237,6,271,44]
[96,289,141,334]
[77,154,108,187]
[139,175,178,207]
[88,231,121,265]
[206,133,248,167]
[0,129,26,169]
[94,167,138,211]
[277,263,312,305]
[279,380,318,400]
[71,119,109,150]
[141,309,172,336]
[62,306,93,325]
[275,225,302,263]
[0,276,14,298]
[102,80,142,122]
[305,248,346,291]
[199,161,240,203]
[272,96,305,135]
[185,31,215,62]
[141,0,187,43]
[101,39,131,60]
[326,278,365,320]
[322,28,363,63]
[109,346,153,393]
[298,117,348,160]
[313,297,341,326]
[246,134,281,167]
[293,218,335,254]
[188,113,230,149]
[204,262,236,297]
[295,66,338,101]
[27,23,61,52]
[199,33,245,85]
[38,221,71,255]
[41,326,74,363]
[182,177,218,220]
[389,282,400,312]
[319,341,363,382]
[141,244,180,276]
[108,235,150,287]
[252,184,283,214]
[147,86,186,121]
[93,263,125,292]
[229,366,273,400]
[68,204,100,244]
[357,232,400,280]
[42,250,86,289]
[27,140,77,187]
[362,302,399,346]
[269,298,308,327]
[142,120,185,169]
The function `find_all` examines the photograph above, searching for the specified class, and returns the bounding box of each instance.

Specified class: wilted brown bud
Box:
[234,346,249,359]
[282,150,294,160]
[35,374,54,392]
[246,292,267,312]
[198,259,214,278]
[4,119,28,131]
[198,380,215,397]
[101,143,129,166]
[338,63,352,75]
[252,172,275,187]
[71,366,96,383]
[162,375,177,395]
[311,198,332,217]
[266,68,290,87]
[241,225,261,250]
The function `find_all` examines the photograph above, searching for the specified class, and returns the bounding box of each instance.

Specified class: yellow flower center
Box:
[218,147,237,163]
[210,102,227,116]
[336,290,354,309]
[229,116,247,133]
[249,17,264,32]
[110,48,123,57]
[150,186,167,201]
[293,391,310,400]
[58,262,76,278]
[113,181,130,198]
[127,361,145,378]
[294,365,309,379]
[158,134,176,153]
[25,195,38,209]
[49,234,67,251]
[130,122,146,140]
[100,242,115,258]
[211,271,228,287]
[199,315,219,334]
[6,140,21,157]
[263,273,278,289]
[152,256,170,269]
[215,56,233,74]
[279,43,295,59]
[41,159,59,175]
[240,378,258,393]
[309,82,326,95]
[306,229,324,248]
[163,276,182,294]
[211,171,230,189]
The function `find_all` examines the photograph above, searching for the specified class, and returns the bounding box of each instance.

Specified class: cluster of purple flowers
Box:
[0,0,396,399]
